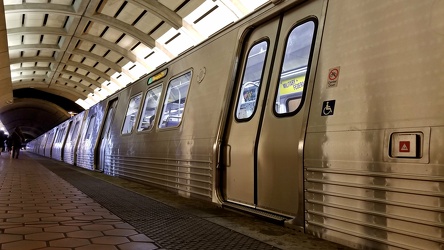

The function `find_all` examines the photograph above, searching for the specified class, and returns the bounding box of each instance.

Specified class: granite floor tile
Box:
[25,232,65,241]
[91,235,130,245]
[0,154,158,250]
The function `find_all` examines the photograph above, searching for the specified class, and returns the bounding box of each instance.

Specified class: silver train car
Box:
[27,0,444,249]
[63,111,86,165]
[51,118,71,161]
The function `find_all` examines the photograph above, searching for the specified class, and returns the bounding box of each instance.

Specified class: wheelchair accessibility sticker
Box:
[321,100,335,116]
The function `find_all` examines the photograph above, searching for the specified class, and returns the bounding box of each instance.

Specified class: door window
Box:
[102,106,115,139]
[235,40,268,120]
[274,20,317,115]
[85,116,96,140]
[67,121,79,143]
[54,129,62,144]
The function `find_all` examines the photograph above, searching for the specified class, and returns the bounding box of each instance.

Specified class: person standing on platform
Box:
[6,136,12,153]
[11,127,24,159]
[0,130,5,155]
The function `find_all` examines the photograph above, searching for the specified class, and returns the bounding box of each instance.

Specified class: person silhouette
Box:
[11,127,25,159]
[0,130,6,155]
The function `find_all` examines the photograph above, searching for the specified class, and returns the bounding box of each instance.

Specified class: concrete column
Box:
[0,0,13,109]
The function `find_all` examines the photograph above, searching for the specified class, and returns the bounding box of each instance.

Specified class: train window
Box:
[235,40,268,120]
[67,121,80,143]
[274,20,317,115]
[54,130,61,144]
[55,128,65,143]
[122,93,143,134]
[46,131,57,147]
[159,71,192,128]
[138,84,163,132]
[85,116,96,140]
[60,128,66,142]
[59,128,65,143]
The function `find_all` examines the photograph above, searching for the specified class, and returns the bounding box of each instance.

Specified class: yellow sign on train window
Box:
[278,75,305,96]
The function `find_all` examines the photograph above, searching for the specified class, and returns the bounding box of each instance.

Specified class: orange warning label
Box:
[399,141,410,152]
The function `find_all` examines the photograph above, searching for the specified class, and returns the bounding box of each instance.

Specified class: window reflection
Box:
[138,85,163,131]
[236,40,268,120]
[122,93,142,134]
[159,71,192,128]
[275,21,316,114]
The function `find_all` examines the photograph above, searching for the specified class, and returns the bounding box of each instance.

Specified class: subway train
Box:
[27,0,444,249]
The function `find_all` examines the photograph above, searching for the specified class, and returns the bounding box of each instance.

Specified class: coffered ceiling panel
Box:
[0,0,269,138]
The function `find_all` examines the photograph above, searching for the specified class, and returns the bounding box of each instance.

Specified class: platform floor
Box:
[0,151,351,250]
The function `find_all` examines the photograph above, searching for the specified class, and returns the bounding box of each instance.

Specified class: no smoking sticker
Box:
[327,66,340,88]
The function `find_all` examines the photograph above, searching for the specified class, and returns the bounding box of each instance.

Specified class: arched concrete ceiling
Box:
[0,98,72,139]
[4,0,208,96]
[0,0,269,139]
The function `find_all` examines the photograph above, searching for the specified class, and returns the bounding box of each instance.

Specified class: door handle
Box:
[225,144,231,167]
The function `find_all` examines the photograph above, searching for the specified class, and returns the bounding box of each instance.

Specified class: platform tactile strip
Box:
[37,159,277,250]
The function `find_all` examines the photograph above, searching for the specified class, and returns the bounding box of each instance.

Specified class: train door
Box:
[60,121,72,161]
[98,99,118,172]
[223,1,323,220]
[44,128,58,158]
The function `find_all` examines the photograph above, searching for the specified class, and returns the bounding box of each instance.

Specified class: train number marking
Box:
[321,100,335,116]
[327,66,340,88]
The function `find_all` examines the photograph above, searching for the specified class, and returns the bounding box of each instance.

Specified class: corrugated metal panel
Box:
[64,111,87,165]
[108,155,212,199]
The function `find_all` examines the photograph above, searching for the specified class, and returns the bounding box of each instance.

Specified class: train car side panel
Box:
[38,132,48,156]
[52,119,72,161]
[98,98,119,173]
[305,1,444,249]
[27,135,41,153]
[77,104,105,170]
[64,111,87,165]
[44,128,58,158]
[102,29,241,200]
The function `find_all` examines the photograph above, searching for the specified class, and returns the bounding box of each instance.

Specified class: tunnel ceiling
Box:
[14,88,84,113]
[0,97,71,139]
[0,0,269,139]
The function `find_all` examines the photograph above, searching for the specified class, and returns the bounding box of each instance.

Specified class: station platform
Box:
[0,151,351,250]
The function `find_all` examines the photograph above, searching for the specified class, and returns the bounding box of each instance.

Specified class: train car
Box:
[26,134,41,153]
[51,118,72,161]
[34,135,43,154]
[76,103,106,170]
[28,0,444,249]
[35,133,44,155]
[63,111,87,165]
[26,139,33,152]
[43,127,58,158]
[303,1,444,249]
[37,131,49,156]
